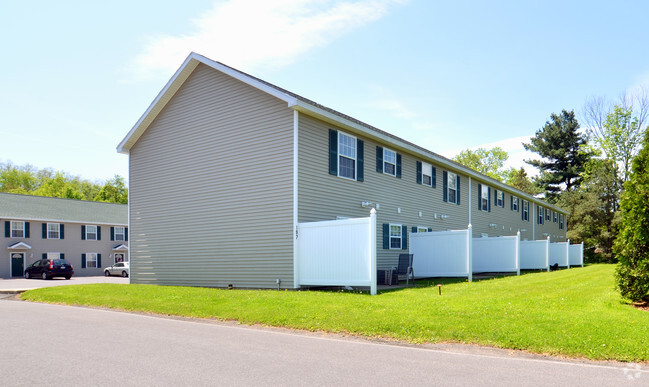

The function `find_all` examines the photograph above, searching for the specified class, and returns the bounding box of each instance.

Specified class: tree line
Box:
[0,162,128,204]
[452,89,649,302]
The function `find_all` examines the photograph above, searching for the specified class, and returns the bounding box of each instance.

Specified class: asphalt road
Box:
[1,299,647,386]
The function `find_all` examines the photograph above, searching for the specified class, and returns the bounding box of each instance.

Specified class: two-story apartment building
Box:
[1,193,128,278]
[117,52,567,290]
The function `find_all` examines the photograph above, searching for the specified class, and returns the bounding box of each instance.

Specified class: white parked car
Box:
[104,262,130,278]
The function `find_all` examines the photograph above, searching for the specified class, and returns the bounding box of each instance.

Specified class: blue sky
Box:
[1,0,648,182]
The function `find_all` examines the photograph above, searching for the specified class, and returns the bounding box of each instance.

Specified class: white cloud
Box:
[130,0,407,79]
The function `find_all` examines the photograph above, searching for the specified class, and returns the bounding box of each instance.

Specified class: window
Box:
[47,223,60,239]
[86,225,98,240]
[546,208,551,221]
[496,190,504,207]
[389,224,402,249]
[447,172,458,204]
[422,162,433,186]
[416,226,429,233]
[114,227,125,241]
[522,200,529,221]
[553,211,558,223]
[538,206,544,224]
[559,215,564,230]
[47,252,60,260]
[86,253,98,268]
[11,221,24,238]
[512,196,519,211]
[383,148,396,176]
[479,184,490,212]
[338,132,357,180]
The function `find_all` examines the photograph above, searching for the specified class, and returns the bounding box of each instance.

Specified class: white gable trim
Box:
[8,242,32,250]
[112,244,129,251]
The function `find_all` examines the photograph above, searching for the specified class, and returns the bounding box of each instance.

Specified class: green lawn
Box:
[21,264,649,362]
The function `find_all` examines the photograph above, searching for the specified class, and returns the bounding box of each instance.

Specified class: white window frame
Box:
[114,226,125,241]
[47,252,60,260]
[86,225,98,241]
[559,215,564,230]
[553,211,558,223]
[10,221,24,238]
[86,252,98,268]
[480,185,489,212]
[417,226,429,233]
[496,190,504,207]
[523,200,529,221]
[447,172,458,204]
[47,223,60,239]
[383,148,397,176]
[546,208,551,221]
[512,197,519,211]
[337,131,357,180]
[421,162,433,186]
[389,223,402,250]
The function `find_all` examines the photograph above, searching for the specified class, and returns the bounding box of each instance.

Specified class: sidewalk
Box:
[0,276,129,293]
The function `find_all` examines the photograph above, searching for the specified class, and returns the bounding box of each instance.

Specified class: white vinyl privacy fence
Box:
[569,242,584,267]
[520,238,550,270]
[410,227,472,280]
[295,209,377,295]
[549,241,570,268]
[472,234,520,275]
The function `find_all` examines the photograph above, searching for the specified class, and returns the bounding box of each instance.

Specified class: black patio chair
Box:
[397,253,414,286]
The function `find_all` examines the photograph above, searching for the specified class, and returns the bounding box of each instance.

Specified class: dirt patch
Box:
[633,300,649,311]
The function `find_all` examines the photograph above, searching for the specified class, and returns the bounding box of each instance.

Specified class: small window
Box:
[496,191,504,207]
[86,253,98,268]
[383,148,397,176]
[338,132,357,180]
[422,162,433,186]
[512,197,519,211]
[47,223,60,239]
[480,185,489,212]
[86,225,98,241]
[389,224,402,249]
[523,200,529,221]
[10,221,24,238]
[545,208,550,221]
[447,172,458,204]
[417,226,429,233]
[114,227,125,241]
[538,206,544,224]
[553,211,558,223]
[559,215,564,230]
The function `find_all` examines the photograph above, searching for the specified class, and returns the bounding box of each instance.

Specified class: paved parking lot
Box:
[0,275,128,292]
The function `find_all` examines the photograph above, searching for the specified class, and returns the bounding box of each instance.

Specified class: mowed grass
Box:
[21,264,649,362]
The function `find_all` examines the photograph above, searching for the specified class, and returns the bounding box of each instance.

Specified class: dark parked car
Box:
[24,259,74,280]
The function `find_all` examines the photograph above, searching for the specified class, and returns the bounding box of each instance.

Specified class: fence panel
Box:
[549,242,569,267]
[520,239,549,270]
[472,235,519,273]
[296,210,376,294]
[410,229,470,278]
[569,243,584,267]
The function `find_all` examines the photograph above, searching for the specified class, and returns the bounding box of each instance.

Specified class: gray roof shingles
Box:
[0,193,127,225]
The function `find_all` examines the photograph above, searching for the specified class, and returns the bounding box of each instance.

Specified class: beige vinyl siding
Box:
[1,220,127,278]
[128,63,294,289]
[298,114,469,269]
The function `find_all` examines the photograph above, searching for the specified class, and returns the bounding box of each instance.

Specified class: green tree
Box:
[453,147,511,181]
[505,167,541,195]
[0,162,38,193]
[614,130,649,302]
[94,175,128,204]
[524,110,592,200]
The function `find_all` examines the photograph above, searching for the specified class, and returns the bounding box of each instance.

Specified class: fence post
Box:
[581,242,584,267]
[467,224,473,282]
[369,208,377,296]
[545,236,550,272]
[566,239,571,269]
[516,230,521,276]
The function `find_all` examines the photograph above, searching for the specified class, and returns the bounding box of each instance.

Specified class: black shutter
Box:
[60,224,64,239]
[125,228,128,241]
[494,190,498,205]
[382,223,389,249]
[357,139,364,182]
[401,225,408,250]
[42,253,47,259]
[428,227,432,232]
[97,226,101,240]
[4,221,9,237]
[477,184,482,211]
[396,154,402,178]
[110,227,115,241]
[456,177,461,205]
[42,223,47,239]
[488,187,491,212]
[60,253,65,260]
[522,202,525,220]
[432,167,437,188]
[81,225,86,240]
[25,222,30,238]
[328,129,338,175]
[443,171,448,202]
[81,254,86,269]
[411,226,417,233]
[416,161,422,184]
[97,254,101,268]
[376,146,383,173]
[510,195,513,210]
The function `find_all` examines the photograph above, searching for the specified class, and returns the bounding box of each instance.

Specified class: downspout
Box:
[292,110,299,289]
